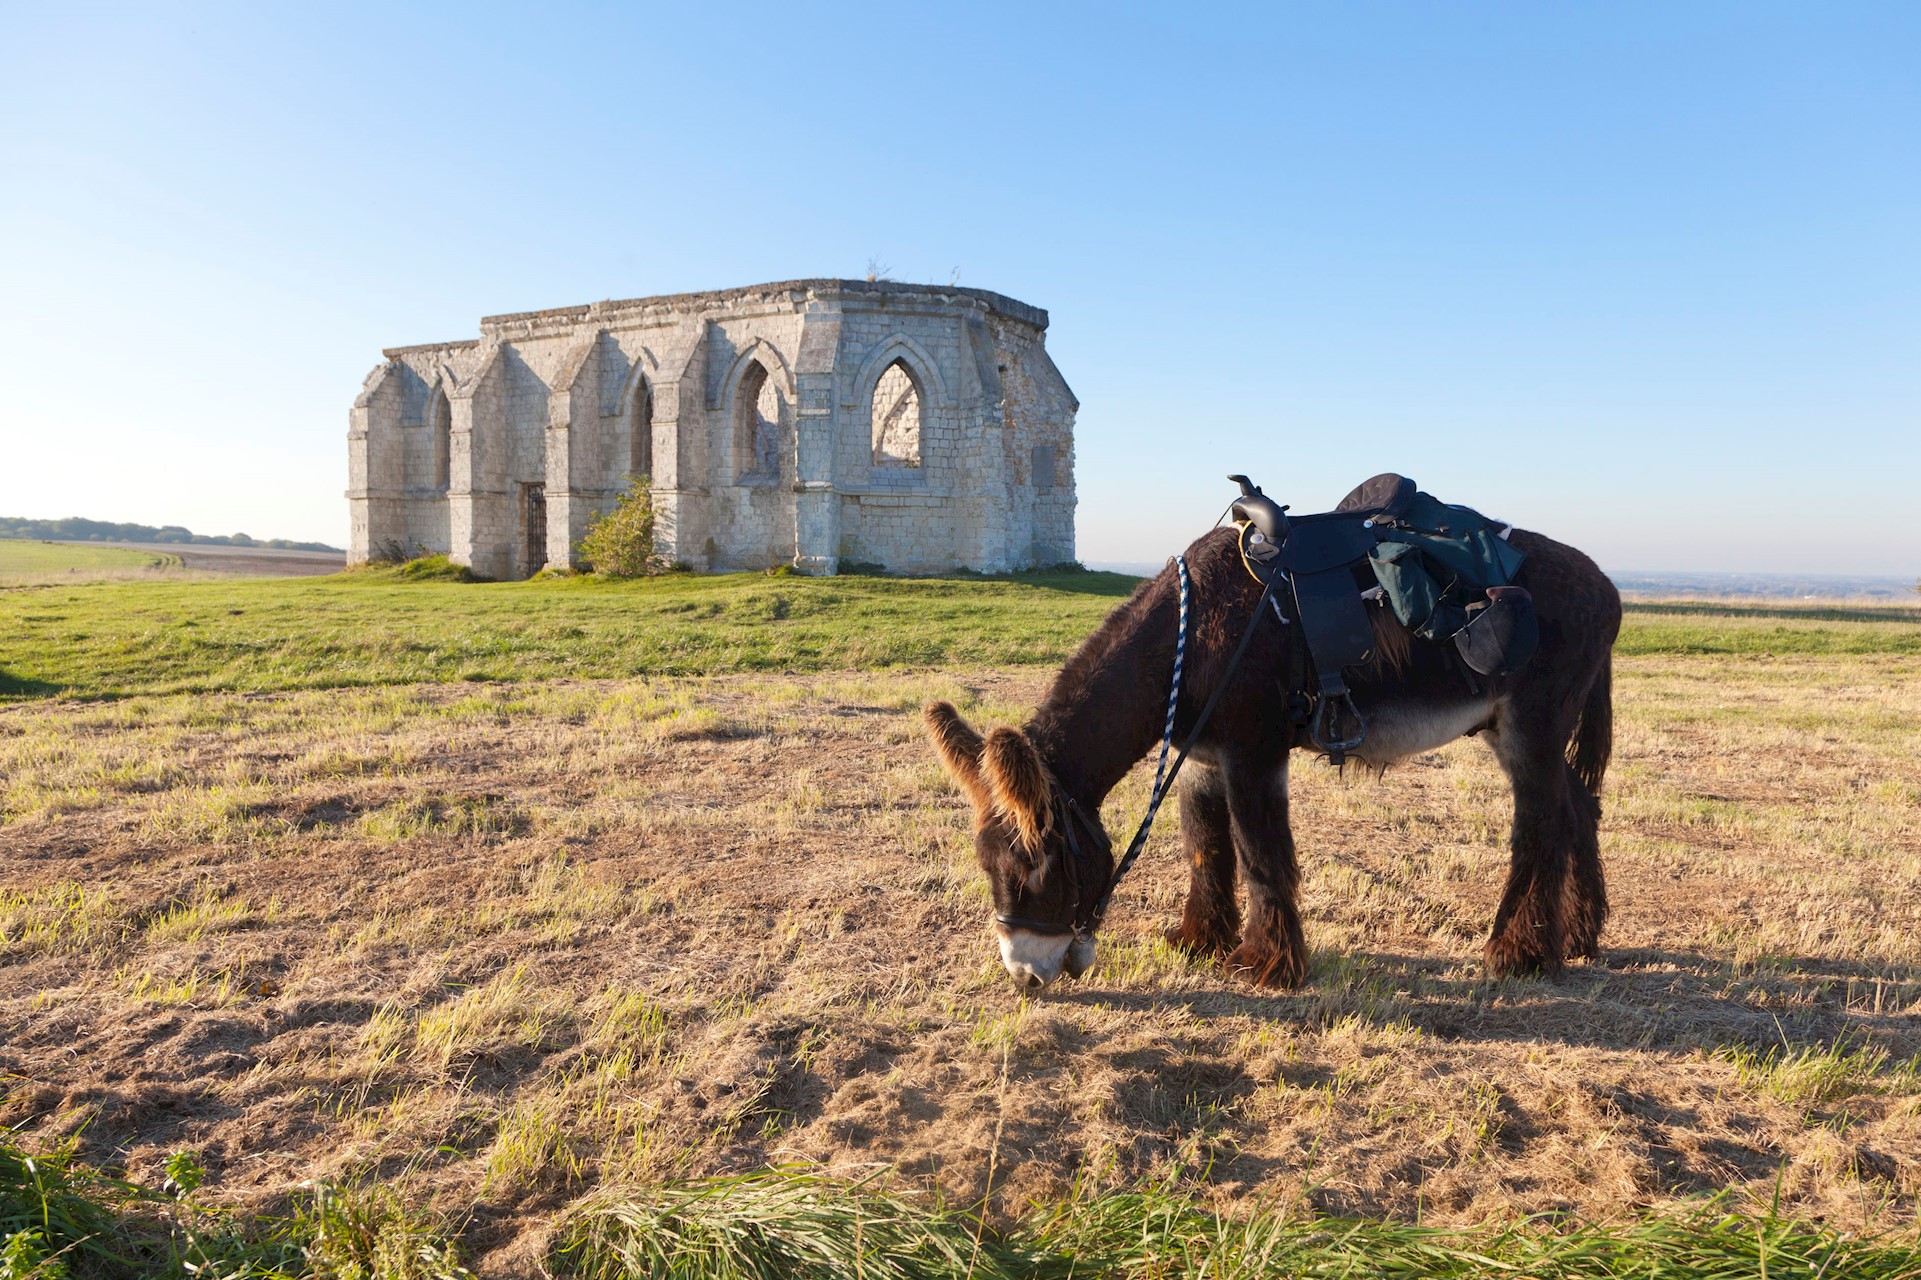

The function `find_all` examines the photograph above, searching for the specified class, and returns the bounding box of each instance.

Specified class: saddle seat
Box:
[1334,472,1417,517]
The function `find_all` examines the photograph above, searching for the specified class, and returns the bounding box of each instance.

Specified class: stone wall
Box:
[347,280,1077,578]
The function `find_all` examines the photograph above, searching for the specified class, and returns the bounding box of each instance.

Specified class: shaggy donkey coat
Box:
[928,522,1622,988]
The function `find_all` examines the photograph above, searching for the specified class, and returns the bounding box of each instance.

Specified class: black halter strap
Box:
[992,792,1111,937]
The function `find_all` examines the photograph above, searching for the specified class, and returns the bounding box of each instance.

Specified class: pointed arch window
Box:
[734,360,781,484]
[870,359,922,469]
[431,388,452,492]
[630,379,653,480]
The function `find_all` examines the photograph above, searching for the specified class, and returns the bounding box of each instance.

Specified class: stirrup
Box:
[1309,687,1367,764]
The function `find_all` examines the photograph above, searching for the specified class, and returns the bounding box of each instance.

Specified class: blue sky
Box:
[2,3,1915,573]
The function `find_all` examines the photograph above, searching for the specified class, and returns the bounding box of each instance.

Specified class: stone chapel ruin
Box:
[347,279,1077,578]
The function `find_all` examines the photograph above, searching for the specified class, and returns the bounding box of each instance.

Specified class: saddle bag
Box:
[1453,585,1540,676]
[1364,492,1527,645]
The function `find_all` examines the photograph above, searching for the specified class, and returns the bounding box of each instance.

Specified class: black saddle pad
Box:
[1277,512,1380,576]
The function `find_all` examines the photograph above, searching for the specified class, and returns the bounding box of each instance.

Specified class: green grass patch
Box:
[0,569,1138,701]
[1,1138,132,1276]
[1619,599,1921,657]
[556,1166,1921,1279]
[8,1141,1921,1279]
[0,1138,472,1279]
[1,571,1915,702]
[1714,1034,1921,1113]
[0,541,178,582]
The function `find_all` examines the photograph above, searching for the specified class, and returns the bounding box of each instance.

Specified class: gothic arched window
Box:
[431,388,451,492]
[870,359,922,469]
[630,379,653,481]
[734,360,781,484]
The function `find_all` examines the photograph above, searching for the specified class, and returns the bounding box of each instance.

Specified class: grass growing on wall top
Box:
[1,568,1917,701]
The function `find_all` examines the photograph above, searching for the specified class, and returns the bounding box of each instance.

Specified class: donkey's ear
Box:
[982,726,1053,854]
[923,701,991,811]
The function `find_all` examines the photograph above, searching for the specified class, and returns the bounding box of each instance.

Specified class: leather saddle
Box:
[1228,473,1418,763]
[1228,471,1534,765]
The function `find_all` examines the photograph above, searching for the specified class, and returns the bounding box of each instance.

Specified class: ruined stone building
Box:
[347,280,1077,578]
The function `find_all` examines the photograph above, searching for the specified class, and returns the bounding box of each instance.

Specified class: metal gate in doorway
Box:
[522,483,546,577]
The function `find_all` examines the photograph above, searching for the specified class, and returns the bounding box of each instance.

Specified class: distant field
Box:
[0,538,179,585]
[1617,597,1921,657]
[0,568,1917,701]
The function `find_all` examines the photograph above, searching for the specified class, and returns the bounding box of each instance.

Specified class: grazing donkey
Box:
[926,497,1620,991]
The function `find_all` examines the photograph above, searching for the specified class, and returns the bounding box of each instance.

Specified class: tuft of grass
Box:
[0,883,128,957]
[555,1168,1031,1280]
[1026,1178,1921,1278]
[0,1138,131,1276]
[1,1136,473,1280]
[410,967,571,1071]
[1715,1035,1921,1112]
[290,1180,475,1279]
[10,1140,1921,1280]
[554,1166,1921,1280]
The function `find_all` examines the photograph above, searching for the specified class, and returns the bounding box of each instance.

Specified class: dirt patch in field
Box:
[67,540,347,577]
[3,658,1919,1274]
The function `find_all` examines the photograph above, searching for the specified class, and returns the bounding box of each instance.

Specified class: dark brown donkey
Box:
[926,511,1621,992]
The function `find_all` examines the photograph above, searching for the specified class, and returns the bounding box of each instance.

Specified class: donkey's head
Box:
[923,701,1110,990]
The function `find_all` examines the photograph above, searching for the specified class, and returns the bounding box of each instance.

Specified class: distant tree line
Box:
[0,515,341,554]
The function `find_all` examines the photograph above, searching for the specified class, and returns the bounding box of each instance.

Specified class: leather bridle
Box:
[992,790,1112,938]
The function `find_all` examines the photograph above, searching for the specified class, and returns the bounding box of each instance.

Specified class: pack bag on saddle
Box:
[1233,473,1540,679]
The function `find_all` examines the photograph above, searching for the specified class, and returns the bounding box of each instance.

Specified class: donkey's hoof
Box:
[1225,941,1308,990]
[1164,922,1236,958]
[1483,933,1563,979]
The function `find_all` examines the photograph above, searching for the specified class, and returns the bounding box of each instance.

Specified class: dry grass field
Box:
[4,599,1919,1273]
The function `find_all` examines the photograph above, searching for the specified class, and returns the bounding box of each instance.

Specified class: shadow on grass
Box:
[1057,945,1921,1059]
[1003,569,1144,597]
[0,665,62,697]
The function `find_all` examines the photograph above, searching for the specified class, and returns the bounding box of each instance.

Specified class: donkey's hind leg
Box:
[1482,720,1573,978]
[1562,766,1608,959]
[1166,766,1240,957]
[1219,754,1309,989]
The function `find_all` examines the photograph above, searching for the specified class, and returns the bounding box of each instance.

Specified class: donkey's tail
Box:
[1568,655,1613,802]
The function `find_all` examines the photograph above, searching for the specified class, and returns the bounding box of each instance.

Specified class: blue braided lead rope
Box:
[1147,554,1191,809]
[1087,554,1188,929]
[1085,552,1289,934]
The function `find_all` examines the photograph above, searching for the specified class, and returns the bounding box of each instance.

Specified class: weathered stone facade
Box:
[347,280,1077,578]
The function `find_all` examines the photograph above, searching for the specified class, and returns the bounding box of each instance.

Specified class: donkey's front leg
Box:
[1220,754,1308,989]
[1165,766,1240,958]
